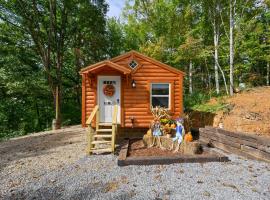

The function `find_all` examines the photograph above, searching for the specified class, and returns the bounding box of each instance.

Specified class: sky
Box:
[106,0,126,18]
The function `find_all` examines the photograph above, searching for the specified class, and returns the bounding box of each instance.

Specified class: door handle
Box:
[117,99,120,104]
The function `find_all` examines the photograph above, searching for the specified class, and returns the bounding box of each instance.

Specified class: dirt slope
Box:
[221,87,270,135]
[193,87,270,136]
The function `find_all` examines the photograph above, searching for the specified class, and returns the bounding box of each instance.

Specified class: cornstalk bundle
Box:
[150,106,170,120]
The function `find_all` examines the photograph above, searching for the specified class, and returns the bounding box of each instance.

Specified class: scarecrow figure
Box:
[149,119,165,149]
[149,106,170,149]
[171,118,185,152]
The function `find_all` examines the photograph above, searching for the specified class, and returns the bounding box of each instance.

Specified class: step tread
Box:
[93,134,112,138]
[91,140,111,144]
[91,148,112,153]
[99,123,112,126]
[96,129,112,132]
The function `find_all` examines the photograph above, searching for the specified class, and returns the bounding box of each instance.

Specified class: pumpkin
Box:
[165,123,170,128]
[170,123,176,128]
[184,132,193,142]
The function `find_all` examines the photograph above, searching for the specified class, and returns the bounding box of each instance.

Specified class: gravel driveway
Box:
[0,126,269,200]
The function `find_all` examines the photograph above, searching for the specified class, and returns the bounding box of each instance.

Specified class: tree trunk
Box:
[267,62,269,86]
[213,18,220,94]
[204,58,211,91]
[217,60,229,95]
[189,60,193,94]
[52,85,61,130]
[229,0,235,96]
[35,98,42,130]
[53,49,63,130]
[74,48,82,106]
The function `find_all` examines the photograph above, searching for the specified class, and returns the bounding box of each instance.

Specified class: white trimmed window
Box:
[150,83,170,109]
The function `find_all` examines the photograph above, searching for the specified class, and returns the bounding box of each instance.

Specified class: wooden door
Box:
[98,76,121,123]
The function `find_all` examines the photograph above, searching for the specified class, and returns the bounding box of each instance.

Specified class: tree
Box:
[203,0,229,95]
[0,22,54,137]
[175,36,204,94]
[229,0,236,95]
[106,18,125,57]
[0,0,108,129]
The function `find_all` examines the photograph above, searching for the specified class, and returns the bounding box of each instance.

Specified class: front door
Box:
[98,76,121,124]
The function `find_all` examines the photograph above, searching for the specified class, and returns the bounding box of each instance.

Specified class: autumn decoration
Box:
[103,84,115,97]
[143,106,198,153]
[184,132,193,142]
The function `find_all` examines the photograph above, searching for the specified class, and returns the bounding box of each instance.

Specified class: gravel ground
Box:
[0,126,270,200]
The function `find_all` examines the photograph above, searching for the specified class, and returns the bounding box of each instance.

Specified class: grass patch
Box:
[184,91,230,113]
[185,91,230,113]
[0,130,26,142]
[191,102,228,113]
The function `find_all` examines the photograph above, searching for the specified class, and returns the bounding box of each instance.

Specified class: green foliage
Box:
[185,92,228,113]
[0,0,269,140]
[0,0,109,140]
[184,92,212,111]
[191,101,227,113]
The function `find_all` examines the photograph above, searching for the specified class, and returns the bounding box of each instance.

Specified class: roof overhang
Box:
[80,61,131,75]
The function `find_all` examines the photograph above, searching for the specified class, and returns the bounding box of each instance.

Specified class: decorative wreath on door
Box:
[103,84,115,97]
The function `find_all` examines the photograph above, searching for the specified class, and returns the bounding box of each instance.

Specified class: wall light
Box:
[131,79,136,88]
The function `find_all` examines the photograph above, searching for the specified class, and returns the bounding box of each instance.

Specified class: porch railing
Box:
[86,105,99,154]
[111,105,118,152]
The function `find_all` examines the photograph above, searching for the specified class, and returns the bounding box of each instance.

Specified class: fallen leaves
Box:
[104,181,119,193]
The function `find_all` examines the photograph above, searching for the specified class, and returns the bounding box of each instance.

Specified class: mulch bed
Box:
[128,139,179,157]
[118,139,229,166]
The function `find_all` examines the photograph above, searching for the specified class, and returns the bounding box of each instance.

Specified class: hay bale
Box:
[182,141,203,155]
[142,134,153,147]
[142,135,203,154]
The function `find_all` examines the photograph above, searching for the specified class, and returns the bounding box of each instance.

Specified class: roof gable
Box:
[80,60,131,74]
[110,50,185,76]
[80,50,185,76]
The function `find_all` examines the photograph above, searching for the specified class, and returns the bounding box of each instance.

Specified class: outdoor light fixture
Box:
[130,116,135,128]
[131,79,136,88]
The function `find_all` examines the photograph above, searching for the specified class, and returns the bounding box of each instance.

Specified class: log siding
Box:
[81,51,185,128]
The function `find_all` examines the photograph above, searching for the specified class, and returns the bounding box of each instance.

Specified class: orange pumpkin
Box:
[170,123,176,128]
[184,132,193,142]
[165,123,170,128]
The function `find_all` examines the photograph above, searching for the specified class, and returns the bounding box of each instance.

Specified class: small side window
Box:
[129,60,138,69]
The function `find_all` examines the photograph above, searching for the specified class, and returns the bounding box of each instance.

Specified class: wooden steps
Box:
[90,131,113,153]
[91,125,113,154]
[86,105,118,155]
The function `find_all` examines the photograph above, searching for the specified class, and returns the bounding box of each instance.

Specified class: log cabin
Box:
[80,50,185,154]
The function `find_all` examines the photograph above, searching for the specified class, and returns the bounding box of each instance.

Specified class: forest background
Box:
[0,0,269,139]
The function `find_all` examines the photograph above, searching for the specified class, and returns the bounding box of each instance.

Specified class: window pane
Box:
[152,97,169,108]
[152,84,169,95]
[129,60,138,69]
